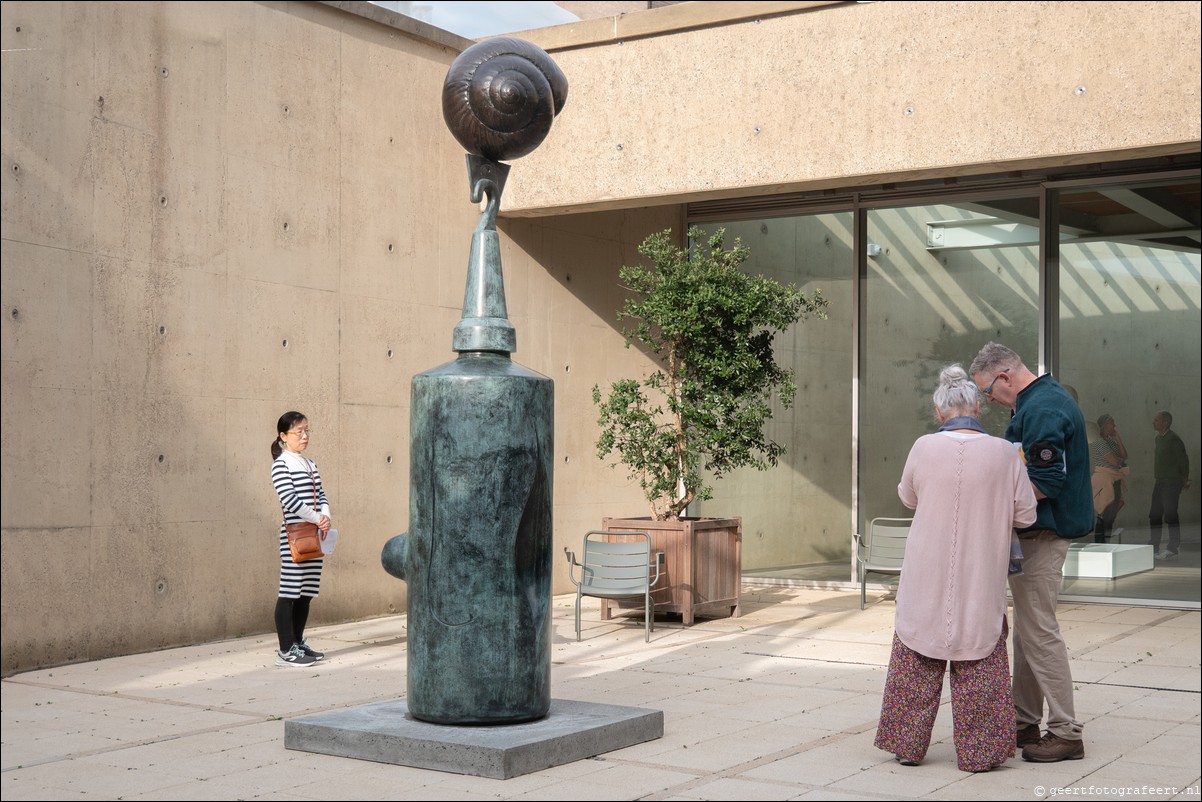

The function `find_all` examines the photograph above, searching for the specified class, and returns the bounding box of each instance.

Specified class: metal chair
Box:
[565,530,664,642]
[854,517,912,610]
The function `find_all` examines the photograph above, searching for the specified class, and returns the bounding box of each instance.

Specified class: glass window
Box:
[861,199,1041,533]
[1055,176,1201,605]
[691,214,854,578]
[689,170,1199,609]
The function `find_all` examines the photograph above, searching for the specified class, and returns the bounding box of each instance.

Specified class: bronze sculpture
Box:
[382,38,566,725]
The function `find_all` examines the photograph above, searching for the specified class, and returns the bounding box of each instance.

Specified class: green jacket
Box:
[1004,374,1093,538]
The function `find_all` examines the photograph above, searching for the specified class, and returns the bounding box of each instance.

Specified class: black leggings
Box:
[274,596,312,652]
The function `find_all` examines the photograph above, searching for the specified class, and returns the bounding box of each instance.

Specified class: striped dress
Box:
[272,449,329,599]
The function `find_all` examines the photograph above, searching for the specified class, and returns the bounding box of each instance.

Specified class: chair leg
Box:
[644,593,653,644]
[859,564,866,610]
[644,591,651,642]
[576,590,582,641]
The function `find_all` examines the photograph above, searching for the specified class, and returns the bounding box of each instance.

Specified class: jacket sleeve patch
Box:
[1030,440,1060,468]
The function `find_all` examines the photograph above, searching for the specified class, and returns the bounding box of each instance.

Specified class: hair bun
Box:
[940,364,969,385]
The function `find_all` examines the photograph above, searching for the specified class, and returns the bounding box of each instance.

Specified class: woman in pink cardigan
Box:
[874,364,1037,772]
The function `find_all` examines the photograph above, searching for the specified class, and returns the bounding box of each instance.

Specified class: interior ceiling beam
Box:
[926,220,1199,253]
[960,200,1094,235]
[1101,187,1199,229]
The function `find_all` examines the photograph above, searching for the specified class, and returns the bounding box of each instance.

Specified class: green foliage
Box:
[592,226,829,520]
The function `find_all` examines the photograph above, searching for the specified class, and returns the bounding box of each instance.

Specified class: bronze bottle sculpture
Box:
[382,38,567,725]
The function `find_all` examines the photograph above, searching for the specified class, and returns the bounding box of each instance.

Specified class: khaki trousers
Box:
[1008,530,1084,741]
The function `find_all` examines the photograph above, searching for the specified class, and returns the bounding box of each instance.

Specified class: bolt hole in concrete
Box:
[282,339,289,348]
[387,349,394,358]
[159,325,166,335]
[387,455,393,464]
[158,454,165,464]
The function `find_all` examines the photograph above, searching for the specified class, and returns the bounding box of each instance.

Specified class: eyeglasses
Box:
[981,371,1009,401]
[285,429,311,438]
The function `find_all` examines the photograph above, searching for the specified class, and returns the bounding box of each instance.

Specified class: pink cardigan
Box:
[895,432,1038,661]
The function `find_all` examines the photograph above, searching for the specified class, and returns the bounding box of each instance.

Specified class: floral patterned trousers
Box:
[874,619,1016,772]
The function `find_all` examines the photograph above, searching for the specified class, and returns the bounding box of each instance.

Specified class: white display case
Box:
[1063,543,1154,579]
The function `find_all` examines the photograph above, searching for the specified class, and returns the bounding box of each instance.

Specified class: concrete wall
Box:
[0,1,664,675]
[504,0,1202,215]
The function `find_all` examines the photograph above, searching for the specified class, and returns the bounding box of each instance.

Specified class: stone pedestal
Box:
[285,698,663,780]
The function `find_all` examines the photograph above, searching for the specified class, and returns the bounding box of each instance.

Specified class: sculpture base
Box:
[284,698,663,779]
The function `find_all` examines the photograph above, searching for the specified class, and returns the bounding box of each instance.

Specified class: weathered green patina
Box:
[381,38,563,725]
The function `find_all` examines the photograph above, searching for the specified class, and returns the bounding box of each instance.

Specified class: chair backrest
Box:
[578,531,655,596]
[863,517,911,572]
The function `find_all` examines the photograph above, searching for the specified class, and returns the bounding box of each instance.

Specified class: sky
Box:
[371,1,580,39]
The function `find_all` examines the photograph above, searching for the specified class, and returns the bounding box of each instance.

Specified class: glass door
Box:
[860,196,1041,533]
[691,212,854,580]
[1054,174,1201,605]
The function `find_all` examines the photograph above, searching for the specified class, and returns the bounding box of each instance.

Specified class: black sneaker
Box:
[275,644,317,667]
[299,642,325,661]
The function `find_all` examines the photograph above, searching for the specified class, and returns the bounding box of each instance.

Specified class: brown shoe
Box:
[1022,732,1085,762]
[1016,723,1042,747]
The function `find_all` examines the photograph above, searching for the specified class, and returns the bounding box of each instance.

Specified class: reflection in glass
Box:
[689,173,1199,608]
[1055,177,1200,605]
[691,214,854,573]
[861,200,1040,534]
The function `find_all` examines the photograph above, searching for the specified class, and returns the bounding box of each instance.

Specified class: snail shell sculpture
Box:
[442,37,568,162]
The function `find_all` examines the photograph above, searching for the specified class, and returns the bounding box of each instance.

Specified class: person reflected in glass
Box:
[1149,410,1190,560]
[270,411,332,668]
[1090,414,1129,543]
[875,365,1037,772]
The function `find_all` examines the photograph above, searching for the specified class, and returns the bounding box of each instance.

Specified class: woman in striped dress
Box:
[270,411,331,667]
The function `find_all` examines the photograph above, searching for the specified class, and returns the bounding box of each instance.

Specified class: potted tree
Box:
[592,226,828,624]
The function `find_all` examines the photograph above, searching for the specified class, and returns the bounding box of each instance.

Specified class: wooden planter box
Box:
[600,516,742,626]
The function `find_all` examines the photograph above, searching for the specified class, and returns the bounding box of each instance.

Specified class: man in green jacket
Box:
[971,342,1092,764]
[1149,410,1191,560]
